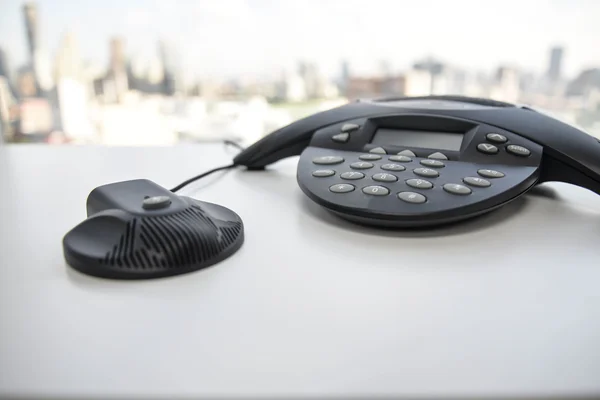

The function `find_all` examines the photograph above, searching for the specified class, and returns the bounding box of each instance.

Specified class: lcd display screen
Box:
[371,128,464,151]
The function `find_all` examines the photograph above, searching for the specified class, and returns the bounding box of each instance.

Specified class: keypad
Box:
[477,143,499,154]
[413,168,439,178]
[329,183,355,193]
[381,164,406,172]
[478,169,505,178]
[398,192,427,204]
[350,161,374,169]
[307,149,526,210]
[406,178,433,189]
[312,169,335,177]
[340,171,365,180]
[443,183,472,195]
[372,173,398,182]
[420,159,445,168]
[359,154,382,161]
[463,177,491,187]
[506,145,531,157]
[313,156,344,165]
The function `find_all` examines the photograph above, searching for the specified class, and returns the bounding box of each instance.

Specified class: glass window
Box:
[0,0,599,145]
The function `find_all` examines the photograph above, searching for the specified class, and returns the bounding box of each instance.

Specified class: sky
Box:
[0,0,599,81]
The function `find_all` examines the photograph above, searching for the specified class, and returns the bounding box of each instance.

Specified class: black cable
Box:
[223,139,245,151]
[170,163,238,193]
[170,140,246,193]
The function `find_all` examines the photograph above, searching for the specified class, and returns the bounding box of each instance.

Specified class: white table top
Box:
[1,144,600,399]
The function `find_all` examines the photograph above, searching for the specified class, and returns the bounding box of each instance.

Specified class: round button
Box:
[389,155,412,162]
[313,156,344,165]
[359,154,382,161]
[369,147,387,154]
[398,192,427,204]
[413,168,439,178]
[463,176,491,187]
[362,185,390,196]
[142,196,172,210]
[340,171,365,180]
[329,183,355,193]
[397,150,416,157]
[443,183,472,195]
[406,178,433,189]
[420,159,445,168]
[477,143,499,154]
[350,161,374,169]
[372,173,398,182]
[506,144,531,157]
[486,133,508,143]
[428,152,448,160]
[477,169,505,178]
[312,169,335,177]
[381,163,406,171]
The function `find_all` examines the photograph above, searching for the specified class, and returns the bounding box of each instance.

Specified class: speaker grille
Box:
[98,205,242,270]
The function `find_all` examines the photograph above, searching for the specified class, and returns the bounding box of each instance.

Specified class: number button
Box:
[389,155,412,162]
[362,186,390,196]
[313,156,344,165]
[413,168,439,178]
[420,159,445,168]
[340,171,365,180]
[463,177,491,187]
[406,179,433,189]
[381,163,406,171]
[312,169,335,177]
[372,173,398,182]
[477,169,505,178]
[350,161,374,169]
[359,154,382,161]
[443,183,472,195]
[329,184,355,193]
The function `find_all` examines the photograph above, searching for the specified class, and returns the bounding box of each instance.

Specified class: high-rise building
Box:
[23,3,38,65]
[55,32,82,80]
[55,32,94,140]
[105,37,129,102]
[159,41,183,96]
[298,61,320,99]
[548,46,564,81]
[22,2,53,94]
[0,48,9,79]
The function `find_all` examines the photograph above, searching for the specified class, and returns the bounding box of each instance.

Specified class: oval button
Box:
[398,192,427,204]
[312,169,335,177]
[413,168,439,178]
[362,186,390,196]
[372,173,398,182]
[329,183,355,193]
[463,177,491,187]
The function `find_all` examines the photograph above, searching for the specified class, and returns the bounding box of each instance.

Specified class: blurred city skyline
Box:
[1,0,599,146]
[1,0,599,81]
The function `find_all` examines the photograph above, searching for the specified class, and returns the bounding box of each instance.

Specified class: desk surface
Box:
[1,144,600,399]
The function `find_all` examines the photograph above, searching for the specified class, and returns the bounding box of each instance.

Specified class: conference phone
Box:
[64,96,600,278]
[234,96,600,227]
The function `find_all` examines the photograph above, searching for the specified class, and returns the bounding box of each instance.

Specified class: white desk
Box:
[1,144,600,399]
